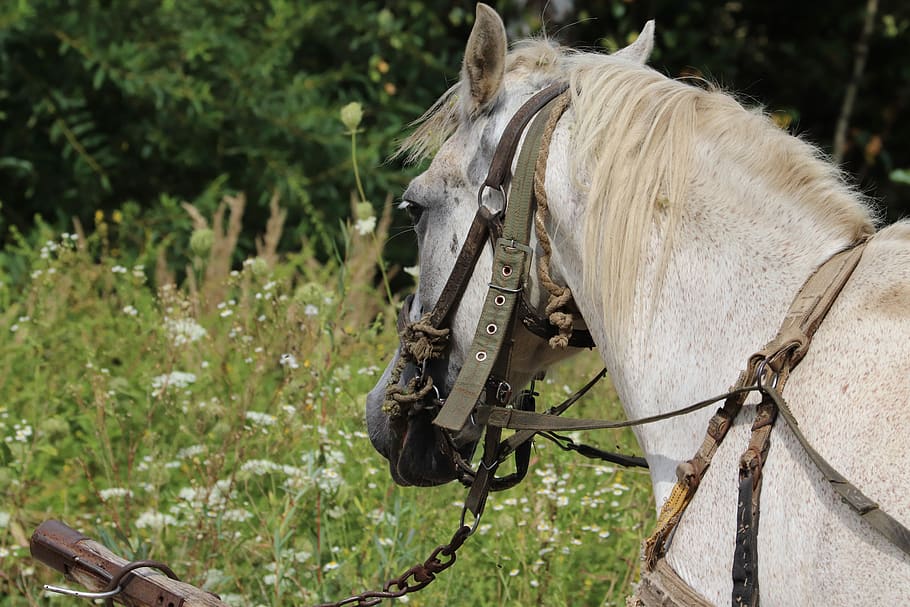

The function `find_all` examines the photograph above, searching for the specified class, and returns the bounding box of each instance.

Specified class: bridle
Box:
[383,81,604,497]
[337,81,910,607]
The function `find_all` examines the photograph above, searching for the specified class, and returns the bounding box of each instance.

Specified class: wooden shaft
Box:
[30,520,229,607]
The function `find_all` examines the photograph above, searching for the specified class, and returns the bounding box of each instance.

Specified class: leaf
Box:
[890,169,910,185]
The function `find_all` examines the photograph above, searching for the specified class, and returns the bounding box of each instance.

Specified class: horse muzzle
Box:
[366,351,480,487]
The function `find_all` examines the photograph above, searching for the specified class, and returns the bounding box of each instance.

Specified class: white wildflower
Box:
[240,459,282,476]
[354,216,376,236]
[135,510,177,530]
[122,305,139,316]
[177,445,206,459]
[222,508,253,523]
[99,488,133,502]
[151,371,197,392]
[245,411,276,427]
[279,353,300,369]
[166,318,207,346]
[14,421,32,442]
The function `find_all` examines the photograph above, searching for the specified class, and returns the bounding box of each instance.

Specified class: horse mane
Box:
[400,39,875,343]
[562,48,874,343]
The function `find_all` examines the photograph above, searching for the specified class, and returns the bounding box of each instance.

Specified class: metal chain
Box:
[313,524,473,607]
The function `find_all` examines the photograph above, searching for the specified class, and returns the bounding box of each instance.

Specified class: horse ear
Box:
[461,3,507,113]
[613,21,655,64]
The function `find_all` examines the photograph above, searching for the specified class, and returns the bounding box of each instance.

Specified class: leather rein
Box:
[361,82,910,607]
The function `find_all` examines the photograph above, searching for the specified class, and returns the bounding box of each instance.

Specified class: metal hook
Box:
[43,584,122,599]
[459,504,483,535]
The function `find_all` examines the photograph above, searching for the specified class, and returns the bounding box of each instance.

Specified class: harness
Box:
[360,83,910,607]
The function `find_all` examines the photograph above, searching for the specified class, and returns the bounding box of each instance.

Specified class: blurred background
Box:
[2,0,908,289]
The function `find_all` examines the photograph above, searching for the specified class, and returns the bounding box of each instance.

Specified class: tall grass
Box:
[0,193,653,607]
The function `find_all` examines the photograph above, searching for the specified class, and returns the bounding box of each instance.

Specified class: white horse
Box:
[366,4,910,605]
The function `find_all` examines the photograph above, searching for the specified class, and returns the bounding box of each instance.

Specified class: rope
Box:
[533,91,574,349]
[383,313,450,417]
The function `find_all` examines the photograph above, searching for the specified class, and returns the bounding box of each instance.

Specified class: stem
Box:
[833,0,878,164]
[374,234,395,306]
[350,131,368,204]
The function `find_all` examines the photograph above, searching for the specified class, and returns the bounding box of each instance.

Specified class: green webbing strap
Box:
[765,386,910,558]
[433,96,560,432]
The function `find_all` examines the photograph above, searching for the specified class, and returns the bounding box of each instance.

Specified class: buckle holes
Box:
[475,351,487,362]
[486,323,497,335]
[501,265,513,277]
[494,295,506,306]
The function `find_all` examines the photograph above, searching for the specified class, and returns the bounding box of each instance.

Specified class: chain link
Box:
[313,524,472,607]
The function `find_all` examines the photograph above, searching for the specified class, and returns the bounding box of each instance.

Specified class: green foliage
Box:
[0,220,651,606]
[3,0,910,274]
[0,1,478,273]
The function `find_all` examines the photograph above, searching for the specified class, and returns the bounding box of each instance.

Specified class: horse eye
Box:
[402,200,425,225]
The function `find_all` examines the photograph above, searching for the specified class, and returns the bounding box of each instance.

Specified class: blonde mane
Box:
[564,50,874,343]
[401,40,875,343]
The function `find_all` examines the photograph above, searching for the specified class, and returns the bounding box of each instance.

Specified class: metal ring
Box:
[459,505,482,535]
[754,359,780,391]
[477,184,507,211]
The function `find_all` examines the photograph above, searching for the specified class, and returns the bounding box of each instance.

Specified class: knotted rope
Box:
[533,91,575,349]
[383,313,450,418]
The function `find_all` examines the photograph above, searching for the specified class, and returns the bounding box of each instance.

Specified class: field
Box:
[0,207,654,606]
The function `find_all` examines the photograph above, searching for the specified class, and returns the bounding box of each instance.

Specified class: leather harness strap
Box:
[483,82,570,191]
[631,558,716,607]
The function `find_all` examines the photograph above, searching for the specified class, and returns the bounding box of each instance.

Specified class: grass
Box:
[0,205,655,607]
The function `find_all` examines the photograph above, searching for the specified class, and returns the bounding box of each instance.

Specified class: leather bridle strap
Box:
[433,84,569,434]
[484,82,570,191]
[397,206,499,334]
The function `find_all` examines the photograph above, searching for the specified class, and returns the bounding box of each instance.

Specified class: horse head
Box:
[366,4,654,487]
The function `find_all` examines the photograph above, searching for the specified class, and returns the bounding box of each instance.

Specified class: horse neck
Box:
[545,121,868,507]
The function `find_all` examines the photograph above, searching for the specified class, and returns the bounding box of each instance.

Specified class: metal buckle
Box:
[496,237,533,256]
[485,378,512,404]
